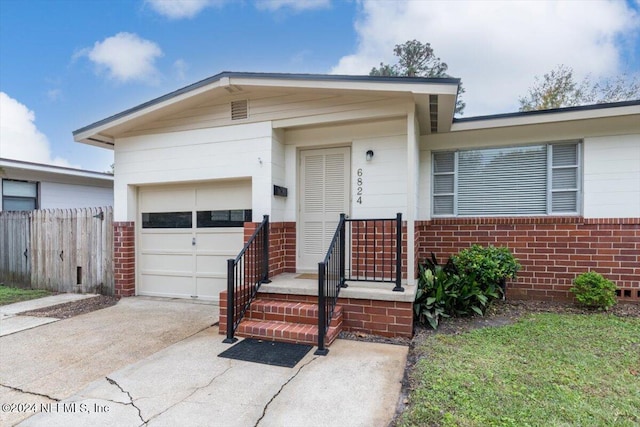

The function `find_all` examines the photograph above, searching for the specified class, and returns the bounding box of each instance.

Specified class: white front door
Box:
[298,147,350,271]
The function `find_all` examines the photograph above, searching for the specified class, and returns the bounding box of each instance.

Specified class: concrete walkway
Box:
[1,297,408,427]
[0,294,99,337]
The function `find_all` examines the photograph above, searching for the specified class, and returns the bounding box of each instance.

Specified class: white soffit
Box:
[73,72,461,146]
[451,104,640,132]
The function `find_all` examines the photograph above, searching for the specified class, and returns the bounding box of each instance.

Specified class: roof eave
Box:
[73,72,461,144]
[451,100,640,131]
[0,157,114,181]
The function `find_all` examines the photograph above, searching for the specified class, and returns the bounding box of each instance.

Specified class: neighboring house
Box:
[73,72,640,341]
[0,158,113,211]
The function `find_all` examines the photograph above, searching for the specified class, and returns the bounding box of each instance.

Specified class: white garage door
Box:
[137,181,251,302]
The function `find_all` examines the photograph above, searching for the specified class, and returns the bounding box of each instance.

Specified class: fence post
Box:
[393,212,404,292]
[315,262,328,355]
[223,259,238,343]
[261,215,271,284]
[339,214,347,288]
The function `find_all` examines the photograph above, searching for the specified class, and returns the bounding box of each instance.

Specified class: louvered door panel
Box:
[299,147,350,271]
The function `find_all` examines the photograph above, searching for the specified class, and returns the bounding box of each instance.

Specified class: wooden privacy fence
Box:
[0,207,113,295]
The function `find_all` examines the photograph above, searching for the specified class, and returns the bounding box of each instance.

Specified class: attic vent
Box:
[429,95,438,133]
[231,100,248,120]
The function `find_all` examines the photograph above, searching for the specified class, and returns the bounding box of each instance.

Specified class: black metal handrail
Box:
[345,213,403,292]
[224,215,270,343]
[315,214,347,355]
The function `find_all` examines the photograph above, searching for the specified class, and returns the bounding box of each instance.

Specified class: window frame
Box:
[431,151,458,216]
[547,142,582,215]
[141,209,253,229]
[1,179,39,211]
[431,141,582,218]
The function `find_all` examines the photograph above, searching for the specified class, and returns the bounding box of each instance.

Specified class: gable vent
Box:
[231,100,248,120]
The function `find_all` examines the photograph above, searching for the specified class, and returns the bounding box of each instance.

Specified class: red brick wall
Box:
[242,221,296,278]
[347,219,408,281]
[113,221,135,297]
[339,297,413,337]
[417,217,640,302]
[269,222,296,276]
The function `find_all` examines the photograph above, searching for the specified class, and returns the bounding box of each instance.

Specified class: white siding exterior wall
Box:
[284,118,408,220]
[270,128,288,222]
[121,90,409,137]
[0,164,113,212]
[39,182,113,209]
[113,121,273,221]
[419,116,640,220]
[583,134,640,218]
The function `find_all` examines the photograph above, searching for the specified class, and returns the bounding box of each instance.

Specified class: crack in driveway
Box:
[106,377,146,426]
[145,365,234,424]
[52,324,216,425]
[0,383,60,402]
[254,357,318,427]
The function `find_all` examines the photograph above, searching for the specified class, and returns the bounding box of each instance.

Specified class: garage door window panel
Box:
[196,209,252,228]
[142,212,192,228]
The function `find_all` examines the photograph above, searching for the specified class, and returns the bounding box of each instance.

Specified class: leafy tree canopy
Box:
[370,40,466,115]
[519,65,640,111]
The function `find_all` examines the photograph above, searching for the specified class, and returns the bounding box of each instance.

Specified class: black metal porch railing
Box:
[345,213,403,292]
[316,213,404,353]
[223,215,270,343]
[315,214,347,355]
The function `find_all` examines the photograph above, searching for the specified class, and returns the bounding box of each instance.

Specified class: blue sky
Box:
[1,0,638,172]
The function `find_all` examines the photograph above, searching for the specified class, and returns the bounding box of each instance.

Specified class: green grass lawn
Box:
[400,314,640,427]
[0,285,51,305]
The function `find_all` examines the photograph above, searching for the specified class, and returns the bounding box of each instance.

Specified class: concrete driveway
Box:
[0,297,217,426]
[1,297,408,427]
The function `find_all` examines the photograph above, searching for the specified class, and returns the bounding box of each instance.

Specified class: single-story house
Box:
[0,158,113,211]
[73,72,639,345]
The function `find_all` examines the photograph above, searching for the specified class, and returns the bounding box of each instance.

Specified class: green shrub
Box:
[570,272,617,310]
[453,244,521,297]
[414,253,501,329]
[414,254,458,329]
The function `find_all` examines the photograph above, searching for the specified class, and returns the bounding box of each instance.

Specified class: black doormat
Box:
[218,338,313,368]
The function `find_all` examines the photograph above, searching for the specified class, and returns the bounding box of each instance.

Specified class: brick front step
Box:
[247,300,342,327]
[236,319,341,346]
[236,300,343,346]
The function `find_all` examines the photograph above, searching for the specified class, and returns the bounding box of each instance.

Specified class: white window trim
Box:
[548,142,582,215]
[431,141,582,218]
[1,179,40,211]
[431,151,458,216]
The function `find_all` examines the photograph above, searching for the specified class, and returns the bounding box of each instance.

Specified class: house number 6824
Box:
[356,168,363,204]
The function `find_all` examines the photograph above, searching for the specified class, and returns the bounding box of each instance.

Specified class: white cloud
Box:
[255,0,331,12]
[173,59,189,81]
[147,0,329,18]
[0,92,74,167]
[82,32,163,83]
[46,89,62,102]
[146,0,225,19]
[332,1,639,115]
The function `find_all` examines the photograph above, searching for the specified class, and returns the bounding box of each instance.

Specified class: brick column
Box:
[269,222,296,276]
[113,222,135,297]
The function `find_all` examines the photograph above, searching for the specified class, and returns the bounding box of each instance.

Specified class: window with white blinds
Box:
[432,142,580,216]
[550,144,579,213]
